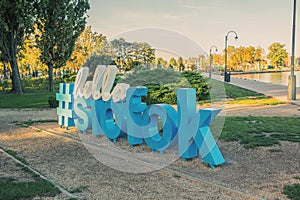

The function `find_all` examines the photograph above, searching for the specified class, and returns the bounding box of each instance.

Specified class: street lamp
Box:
[209,45,218,79]
[288,0,297,100]
[224,31,238,82]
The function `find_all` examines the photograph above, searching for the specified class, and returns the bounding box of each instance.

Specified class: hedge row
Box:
[119,68,209,104]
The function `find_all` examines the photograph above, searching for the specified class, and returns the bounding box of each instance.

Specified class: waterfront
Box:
[232,71,300,87]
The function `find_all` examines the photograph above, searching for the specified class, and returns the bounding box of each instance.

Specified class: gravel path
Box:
[0,104,299,199]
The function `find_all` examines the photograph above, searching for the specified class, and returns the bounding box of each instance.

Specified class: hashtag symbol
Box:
[56,83,75,130]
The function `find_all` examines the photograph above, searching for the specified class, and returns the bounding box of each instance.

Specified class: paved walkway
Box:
[205,73,300,105]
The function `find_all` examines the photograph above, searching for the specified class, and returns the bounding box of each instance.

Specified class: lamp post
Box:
[209,45,218,79]
[224,31,238,82]
[288,0,297,100]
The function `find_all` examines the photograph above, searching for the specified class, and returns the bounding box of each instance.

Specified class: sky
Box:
[87,0,299,59]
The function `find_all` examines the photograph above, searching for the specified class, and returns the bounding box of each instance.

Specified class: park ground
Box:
[0,102,299,200]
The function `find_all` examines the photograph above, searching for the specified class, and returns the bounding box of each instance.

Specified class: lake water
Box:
[232,71,300,87]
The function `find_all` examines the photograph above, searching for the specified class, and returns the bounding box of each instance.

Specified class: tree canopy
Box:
[267,42,288,67]
[0,0,38,94]
[0,4,295,94]
[177,56,184,71]
[110,38,155,71]
[66,26,107,71]
[36,0,90,91]
[169,57,177,68]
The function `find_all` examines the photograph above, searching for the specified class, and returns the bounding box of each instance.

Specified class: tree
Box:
[0,0,38,94]
[240,46,264,70]
[221,46,266,71]
[36,0,90,91]
[230,46,244,69]
[123,42,155,69]
[213,54,223,66]
[133,42,155,65]
[18,32,47,76]
[110,38,131,71]
[156,57,167,67]
[169,57,177,68]
[296,57,300,67]
[83,53,113,72]
[110,38,131,51]
[65,26,107,71]
[225,46,236,70]
[0,50,9,80]
[110,38,155,71]
[198,54,208,71]
[253,47,264,70]
[254,47,264,62]
[267,42,288,67]
[177,56,184,71]
[243,46,255,64]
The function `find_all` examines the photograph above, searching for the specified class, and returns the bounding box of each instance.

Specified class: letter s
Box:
[74,97,92,132]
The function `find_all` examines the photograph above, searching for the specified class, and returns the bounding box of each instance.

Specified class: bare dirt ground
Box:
[0,103,299,200]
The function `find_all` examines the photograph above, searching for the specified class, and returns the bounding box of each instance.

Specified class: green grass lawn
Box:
[215,116,300,199]
[1,148,88,200]
[227,98,285,105]
[223,81,264,99]
[207,79,285,105]
[283,181,300,200]
[213,116,300,148]
[0,90,56,108]
[207,78,265,99]
[224,81,285,105]
[0,176,60,200]
[0,149,60,200]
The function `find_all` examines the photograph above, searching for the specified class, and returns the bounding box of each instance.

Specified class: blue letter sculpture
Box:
[56,72,225,169]
[177,88,225,169]
[56,83,75,129]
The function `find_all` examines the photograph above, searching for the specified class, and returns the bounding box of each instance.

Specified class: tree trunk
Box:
[3,63,8,80]
[10,53,24,94]
[48,65,54,92]
[10,55,24,95]
[9,29,24,94]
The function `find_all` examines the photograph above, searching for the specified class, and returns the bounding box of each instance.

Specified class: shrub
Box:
[142,83,177,105]
[48,96,58,108]
[64,74,77,83]
[0,80,9,90]
[22,77,49,89]
[182,71,209,101]
[120,68,209,104]
[119,68,183,86]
